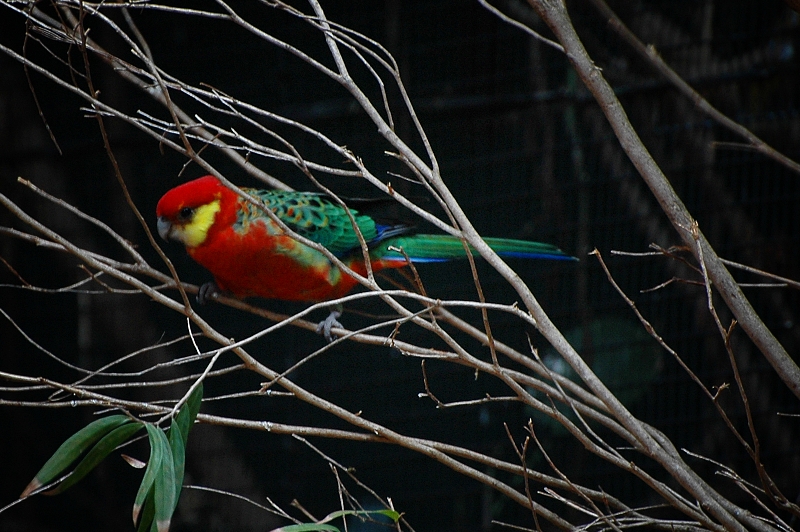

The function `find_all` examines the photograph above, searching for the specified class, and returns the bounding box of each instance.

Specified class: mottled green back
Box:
[237,189,386,256]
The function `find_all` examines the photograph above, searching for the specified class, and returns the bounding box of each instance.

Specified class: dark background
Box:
[1,1,799,531]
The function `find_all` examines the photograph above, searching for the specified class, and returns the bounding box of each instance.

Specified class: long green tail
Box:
[376,234,576,263]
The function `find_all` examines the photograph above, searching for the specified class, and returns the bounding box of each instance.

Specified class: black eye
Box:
[178,207,194,221]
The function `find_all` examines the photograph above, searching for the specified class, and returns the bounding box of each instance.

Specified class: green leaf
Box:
[370,509,401,521]
[140,386,202,530]
[169,382,202,506]
[49,421,143,495]
[273,524,339,532]
[167,427,185,508]
[133,427,164,525]
[173,383,203,444]
[318,509,401,524]
[22,414,131,497]
[136,487,156,532]
[148,425,176,532]
[271,509,402,532]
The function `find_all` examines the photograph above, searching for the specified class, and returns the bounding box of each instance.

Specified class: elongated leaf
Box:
[136,487,156,532]
[318,509,401,524]
[173,383,203,443]
[169,382,202,506]
[377,509,401,521]
[21,414,131,497]
[49,421,143,495]
[167,427,185,510]
[148,425,176,532]
[273,525,339,532]
[271,509,402,532]
[133,427,164,525]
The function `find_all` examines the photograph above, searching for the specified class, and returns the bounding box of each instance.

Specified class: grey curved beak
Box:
[157,217,172,241]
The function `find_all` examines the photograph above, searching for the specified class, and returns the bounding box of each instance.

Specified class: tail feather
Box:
[378,234,576,263]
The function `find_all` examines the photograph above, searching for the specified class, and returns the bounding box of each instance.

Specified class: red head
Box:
[156,175,238,248]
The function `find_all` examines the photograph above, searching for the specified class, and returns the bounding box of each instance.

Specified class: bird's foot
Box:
[316,305,343,342]
[197,281,222,305]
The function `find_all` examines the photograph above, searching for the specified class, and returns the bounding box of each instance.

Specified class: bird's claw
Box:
[316,308,343,342]
[197,281,221,305]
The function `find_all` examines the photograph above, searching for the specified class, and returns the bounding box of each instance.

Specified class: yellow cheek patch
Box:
[179,200,221,248]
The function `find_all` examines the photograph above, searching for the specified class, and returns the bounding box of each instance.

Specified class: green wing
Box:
[240,189,384,256]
